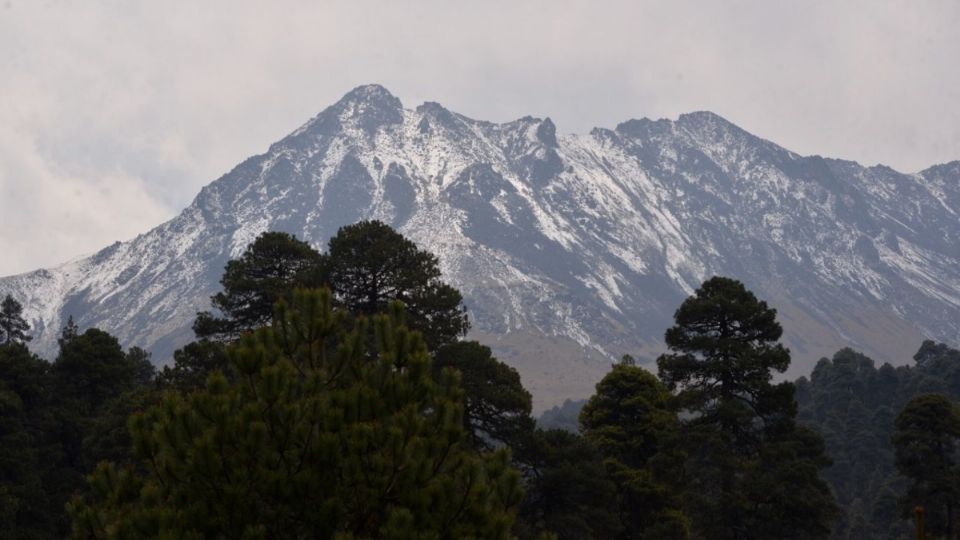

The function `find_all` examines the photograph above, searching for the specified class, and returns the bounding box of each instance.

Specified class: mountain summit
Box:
[3,85,958,409]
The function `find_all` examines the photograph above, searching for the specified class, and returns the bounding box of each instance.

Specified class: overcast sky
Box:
[1,0,958,276]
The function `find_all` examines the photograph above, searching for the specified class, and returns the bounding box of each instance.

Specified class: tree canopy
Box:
[795,342,960,538]
[0,342,51,536]
[514,428,621,540]
[657,276,836,539]
[192,222,468,352]
[11,231,952,540]
[326,220,469,350]
[71,289,522,539]
[580,362,689,538]
[433,340,532,451]
[893,393,960,538]
[0,321,157,538]
[194,231,323,340]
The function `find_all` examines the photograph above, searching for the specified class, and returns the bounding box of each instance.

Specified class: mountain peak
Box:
[324,84,404,134]
[615,111,741,140]
[338,84,402,107]
[676,110,736,129]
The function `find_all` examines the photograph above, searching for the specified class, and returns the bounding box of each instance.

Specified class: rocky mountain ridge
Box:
[3,85,957,409]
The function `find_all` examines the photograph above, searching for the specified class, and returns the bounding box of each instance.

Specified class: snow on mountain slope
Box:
[2,85,957,409]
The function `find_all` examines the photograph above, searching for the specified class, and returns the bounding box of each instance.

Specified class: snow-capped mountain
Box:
[3,85,958,409]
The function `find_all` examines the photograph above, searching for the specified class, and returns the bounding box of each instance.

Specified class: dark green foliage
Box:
[0,294,32,345]
[580,363,689,538]
[125,347,156,388]
[795,342,960,539]
[515,429,621,540]
[54,328,138,416]
[15,236,958,539]
[52,328,161,534]
[0,325,160,538]
[0,325,157,538]
[70,289,523,539]
[893,394,960,538]
[80,388,160,471]
[78,346,159,470]
[657,276,836,539]
[657,277,794,435]
[740,424,837,539]
[913,340,960,369]
[59,315,79,348]
[194,223,468,352]
[194,231,323,340]
[581,364,677,469]
[434,340,533,450]
[0,383,32,531]
[0,343,49,413]
[0,343,53,538]
[326,220,469,350]
[157,339,230,392]
[797,349,898,540]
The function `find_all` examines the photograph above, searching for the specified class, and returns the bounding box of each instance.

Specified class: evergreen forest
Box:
[0,220,957,539]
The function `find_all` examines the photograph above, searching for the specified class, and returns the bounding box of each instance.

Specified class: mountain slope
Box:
[2,85,958,409]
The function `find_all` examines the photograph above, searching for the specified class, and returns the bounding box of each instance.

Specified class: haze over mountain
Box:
[2,85,957,409]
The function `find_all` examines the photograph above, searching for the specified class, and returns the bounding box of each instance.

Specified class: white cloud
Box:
[0,127,171,274]
[1,0,958,274]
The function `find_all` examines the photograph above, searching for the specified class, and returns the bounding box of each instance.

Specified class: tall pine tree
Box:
[326,220,469,350]
[580,361,689,538]
[0,295,31,345]
[657,276,836,539]
[58,315,79,349]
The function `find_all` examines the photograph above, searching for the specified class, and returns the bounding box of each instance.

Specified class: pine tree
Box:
[580,363,689,538]
[0,343,53,537]
[326,220,469,350]
[193,231,323,340]
[58,315,79,348]
[157,339,230,392]
[514,429,622,540]
[124,347,156,387]
[194,223,468,352]
[70,289,522,538]
[656,276,835,539]
[433,340,533,451]
[54,328,136,416]
[792,344,960,539]
[0,325,162,538]
[0,295,31,345]
[740,423,837,539]
[893,393,960,538]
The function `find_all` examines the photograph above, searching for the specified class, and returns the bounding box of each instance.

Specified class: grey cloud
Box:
[1,0,958,275]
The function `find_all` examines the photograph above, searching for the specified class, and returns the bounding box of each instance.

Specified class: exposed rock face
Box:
[3,85,957,410]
